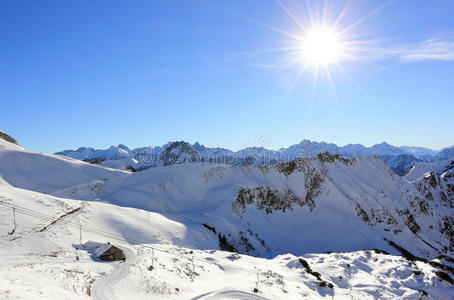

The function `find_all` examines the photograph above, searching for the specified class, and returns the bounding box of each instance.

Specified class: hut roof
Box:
[94,243,114,257]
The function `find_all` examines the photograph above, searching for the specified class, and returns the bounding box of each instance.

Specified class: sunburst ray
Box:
[233,0,390,104]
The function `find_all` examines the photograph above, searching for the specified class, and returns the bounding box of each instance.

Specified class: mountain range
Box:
[56,140,454,176]
[1,130,453,299]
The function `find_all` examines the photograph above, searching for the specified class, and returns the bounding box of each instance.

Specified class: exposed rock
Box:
[160,141,200,166]
[0,130,20,146]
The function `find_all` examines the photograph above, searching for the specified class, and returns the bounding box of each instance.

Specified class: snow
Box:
[378,154,422,176]
[399,146,438,158]
[0,147,128,193]
[91,245,136,300]
[437,145,454,161]
[44,155,452,259]
[53,140,454,178]
[405,159,454,181]
[100,159,136,171]
[1,184,452,300]
[0,135,23,151]
[93,243,114,257]
[1,140,453,299]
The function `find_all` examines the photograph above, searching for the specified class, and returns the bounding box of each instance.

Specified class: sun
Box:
[242,0,388,98]
[301,27,343,65]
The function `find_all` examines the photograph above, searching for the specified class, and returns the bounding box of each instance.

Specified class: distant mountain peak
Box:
[117,144,129,151]
[374,141,393,148]
[160,141,200,166]
[192,142,207,153]
[53,139,454,174]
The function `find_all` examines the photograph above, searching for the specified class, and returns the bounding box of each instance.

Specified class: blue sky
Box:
[1,0,453,153]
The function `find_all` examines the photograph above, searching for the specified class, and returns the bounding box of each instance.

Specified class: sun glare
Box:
[244,0,388,98]
[301,27,342,65]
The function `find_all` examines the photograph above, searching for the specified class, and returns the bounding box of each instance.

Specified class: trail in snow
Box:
[39,206,82,232]
[191,290,271,300]
[92,246,136,300]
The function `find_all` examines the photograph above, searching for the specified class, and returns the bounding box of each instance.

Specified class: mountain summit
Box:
[55,139,454,175]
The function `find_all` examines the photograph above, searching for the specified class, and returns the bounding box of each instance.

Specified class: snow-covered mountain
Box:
[377,154,423,176]
[0,147,128,194]
[160,141,200,166]
[6,138,454,260]
[405,159,454,254]
[55,140,454,175]
[436,145,454,161]
[405,159,454,209]
[282,140,340,159]
[1,132,454,299]
[400,146,438,159]
[368,142,405,156]
[47,153,453,260]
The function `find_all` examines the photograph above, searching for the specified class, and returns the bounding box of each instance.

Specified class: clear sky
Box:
[1,0,453,153]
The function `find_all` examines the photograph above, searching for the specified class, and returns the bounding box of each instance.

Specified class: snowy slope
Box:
[400,146,438,159]
[378,154,422,176]
[3,142,453,260]
[405,159,454,255]
[436,145,454,161]
[1,133,454,299]
[0,147,129,194]
[1,180,453,300]
[0,130,23,151]
[47,153,453,261]
[405,160,454,182]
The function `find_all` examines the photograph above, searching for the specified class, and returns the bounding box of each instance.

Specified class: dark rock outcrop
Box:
[0,130,20,146]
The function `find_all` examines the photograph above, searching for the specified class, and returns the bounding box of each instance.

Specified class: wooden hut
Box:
[95,243,125,261]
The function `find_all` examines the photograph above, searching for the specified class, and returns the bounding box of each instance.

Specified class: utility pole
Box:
[8,207,16,235]
[79,224,82,245]
[13,207,16,231]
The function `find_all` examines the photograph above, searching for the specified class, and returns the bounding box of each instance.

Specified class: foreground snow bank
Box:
[1,182,453,299]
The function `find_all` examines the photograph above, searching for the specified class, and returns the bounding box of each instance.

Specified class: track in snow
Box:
[91,245,136,300]
[191,290,271,300]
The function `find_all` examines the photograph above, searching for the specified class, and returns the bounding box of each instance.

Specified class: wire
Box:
[0,200,327,285]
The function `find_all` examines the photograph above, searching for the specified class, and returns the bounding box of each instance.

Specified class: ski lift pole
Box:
[13,207,16,231]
